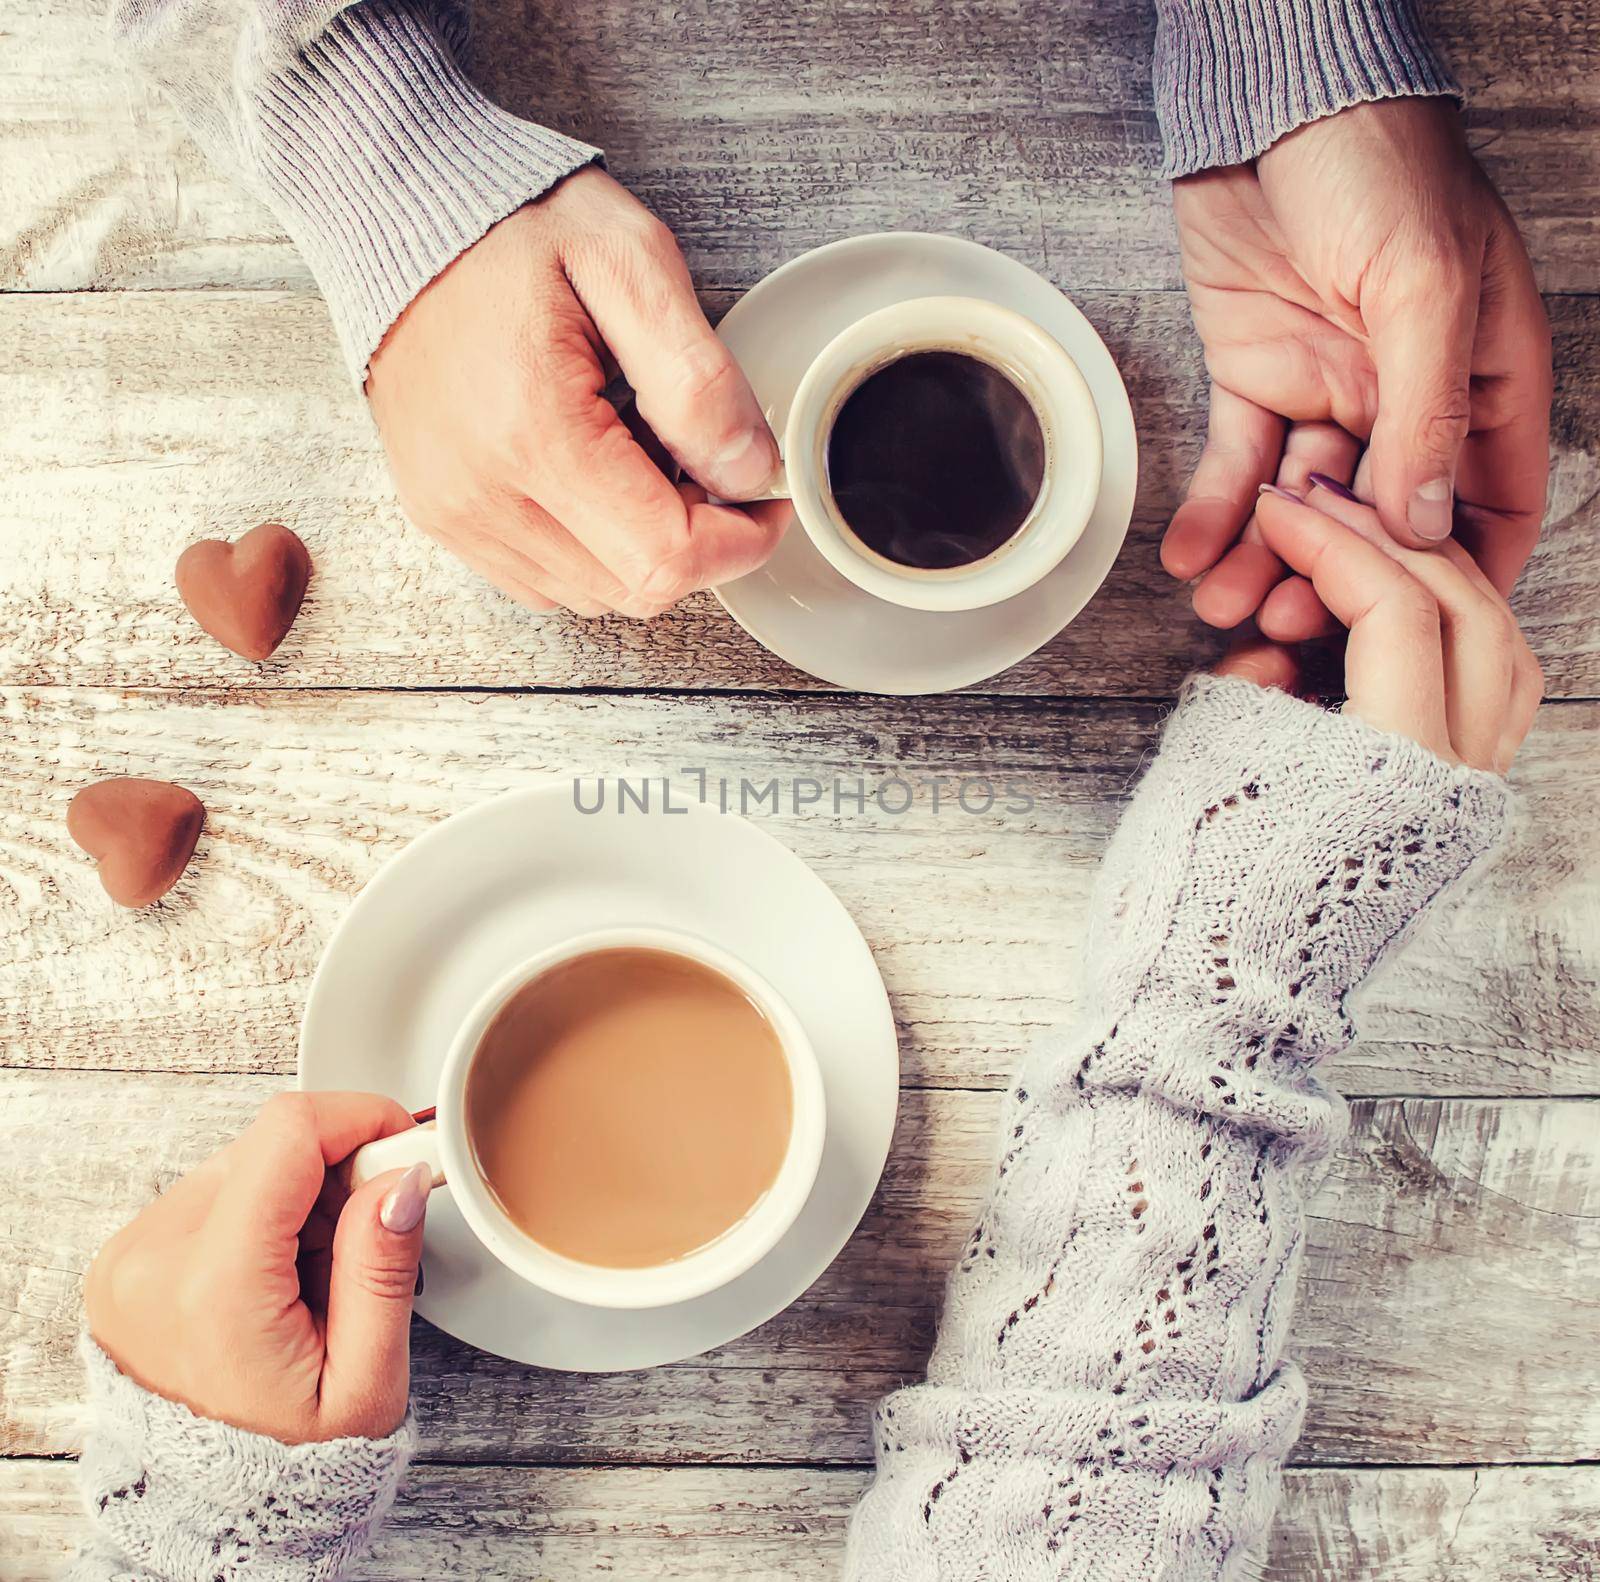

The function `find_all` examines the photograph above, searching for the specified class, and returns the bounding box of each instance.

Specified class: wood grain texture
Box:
[4,1459,1597,1581]
[4,1074,1597,1466]
[5,0,1599,294]
[0,290,1596,697]
[5,0,1599,1564]
[3,688,1596,1094]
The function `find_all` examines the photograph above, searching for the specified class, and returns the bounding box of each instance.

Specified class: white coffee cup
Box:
[742,295,1103,612]
[346,925,827,1310]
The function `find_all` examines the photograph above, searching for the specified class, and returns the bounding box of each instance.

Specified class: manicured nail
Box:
[379,1162,432,1234]
[710,428,780,499]
[1409,477,1454,542]
[1258,483,1302,503]
[1306,472,1359,503]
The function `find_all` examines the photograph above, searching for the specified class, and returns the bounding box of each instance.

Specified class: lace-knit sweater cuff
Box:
[843,678,1513,1579]
[847,1372,1305,1577]
[70,1337,414,1582]
[1088,675,1514,1068]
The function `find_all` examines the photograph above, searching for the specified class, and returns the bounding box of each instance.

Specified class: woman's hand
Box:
[85,1092,431,1442]
[1217,478,1542,774]
[367,167,791,619]
[1164,98,1552,641]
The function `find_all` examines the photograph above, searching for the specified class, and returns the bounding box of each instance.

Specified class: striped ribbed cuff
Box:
[1153,0,1462,177]
[250,0,600,381]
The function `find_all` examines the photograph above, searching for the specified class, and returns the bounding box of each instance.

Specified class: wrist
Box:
[1153,0,1461,178]
[1086,675,1513,1071]
[247,0,599,382]
[77,1336,415,1581]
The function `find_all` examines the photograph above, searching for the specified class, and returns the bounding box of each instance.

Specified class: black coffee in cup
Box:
[824,350,1047,570]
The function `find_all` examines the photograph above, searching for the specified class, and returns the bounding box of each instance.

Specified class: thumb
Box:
[320,1163,431,1435]
[1365,260,1481,548]
[575,231,779,501]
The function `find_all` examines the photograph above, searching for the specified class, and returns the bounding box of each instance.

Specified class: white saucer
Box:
[715,232,1138,694]
[299,787,898,1371]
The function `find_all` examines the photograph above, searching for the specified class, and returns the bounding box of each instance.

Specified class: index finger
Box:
[214,1091,416,1249]
[1161,385,1286,582]
[1254,491,1454,758]
[532,363,782,607]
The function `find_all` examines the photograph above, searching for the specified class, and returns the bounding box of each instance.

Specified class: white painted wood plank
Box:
[5,0,1599,294]
[3,1460,1597,1581]
[3,688,1595,1094]
[0,291,1595,697]
[4,1075,1596,1465]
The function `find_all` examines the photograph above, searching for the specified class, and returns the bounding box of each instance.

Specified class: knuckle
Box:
[1490,606,1520,658]
[497,422,548,481]
[673,339,742,406]
[1417,400,1471,456]
[1385,240,1474,307]
[1511,624,1544,687]
[107,1243,164,1317]
[175,1266,224,1321]
[1431,252,1477,303]
[259,1090,317,1135]
[1387,579,1442,637]
[634,553,698,606]
[624,212,681,263]
[569,208,678,282]
[645,343,746,435]
[348,1259,420,1304]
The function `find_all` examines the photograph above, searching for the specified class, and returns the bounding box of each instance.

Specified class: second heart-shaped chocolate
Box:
[67,778,206,908]
[176,522,312,660]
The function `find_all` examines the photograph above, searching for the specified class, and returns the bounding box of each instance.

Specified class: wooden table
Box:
[3,2,1598,1575]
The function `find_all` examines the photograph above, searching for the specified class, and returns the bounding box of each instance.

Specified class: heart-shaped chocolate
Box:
[68,779,205,908]
[176,522,311,660]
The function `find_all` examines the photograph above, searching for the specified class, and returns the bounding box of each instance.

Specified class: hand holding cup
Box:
[85,1092,429,1441]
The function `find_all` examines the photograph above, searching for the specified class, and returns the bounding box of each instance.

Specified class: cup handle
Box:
[344,1113,446,1192]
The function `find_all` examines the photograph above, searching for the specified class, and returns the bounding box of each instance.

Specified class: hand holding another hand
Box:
[1166,98,1552,639]
[85,1093,430,1442]
[368,168,790,618]
[1217,479,1542,774]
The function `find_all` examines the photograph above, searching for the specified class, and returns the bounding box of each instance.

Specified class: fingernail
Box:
[710,428,779,498]
[1409,477,1454,542]
[379,1162,432,1234]
[1307,472,1359,503]
[1258,483,1302,503]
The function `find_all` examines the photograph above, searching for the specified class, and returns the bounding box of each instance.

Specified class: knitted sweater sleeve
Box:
[844,675,1514,1580]
[67,1338,415,1581]
[1151,0,1461,177]
[107,0,599,380]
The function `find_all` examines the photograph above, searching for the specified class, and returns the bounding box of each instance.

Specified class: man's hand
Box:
[367,168,790,618]
[1162,98,1552,640]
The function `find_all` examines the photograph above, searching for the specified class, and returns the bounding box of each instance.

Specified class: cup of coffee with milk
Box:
[347,927,825,1308]
[738,295,1104,610]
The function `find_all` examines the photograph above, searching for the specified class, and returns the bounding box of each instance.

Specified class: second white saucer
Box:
[715,232,1138,695]
[299,786,898,1371]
